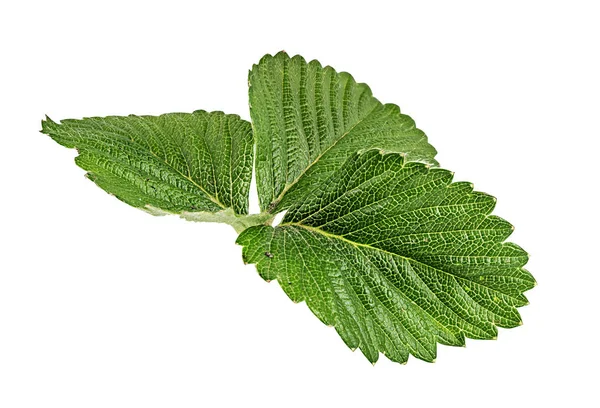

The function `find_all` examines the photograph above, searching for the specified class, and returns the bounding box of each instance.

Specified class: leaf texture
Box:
[249,52,438,212]
[237,149,534,364]
[41,110,253,215]
[41,53,534,365]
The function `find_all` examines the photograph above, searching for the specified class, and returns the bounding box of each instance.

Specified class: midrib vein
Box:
[268,103,380,210]
[284,223,524,302]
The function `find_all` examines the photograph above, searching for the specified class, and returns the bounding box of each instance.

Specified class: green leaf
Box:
[41,52,533,365]
[249,51,438,212]
[41,110,254,217]
[237,149,534,364]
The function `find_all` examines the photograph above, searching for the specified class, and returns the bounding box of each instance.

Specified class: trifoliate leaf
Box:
[237,149,534,364]
[41,52,534,365]
[249,52,438,212]
[41,111,254,217]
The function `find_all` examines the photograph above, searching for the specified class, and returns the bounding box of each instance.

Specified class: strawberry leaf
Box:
[249,52,438,212]
[237,150,534,364]
[41,111,257,230]
[41,52,533,364]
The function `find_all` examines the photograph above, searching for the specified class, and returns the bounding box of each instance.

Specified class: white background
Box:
[1,1,599,407]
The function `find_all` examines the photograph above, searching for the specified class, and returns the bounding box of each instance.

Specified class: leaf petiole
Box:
[144,206,274,234]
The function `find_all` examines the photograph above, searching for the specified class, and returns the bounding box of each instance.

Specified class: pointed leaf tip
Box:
[40,115,57,133]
